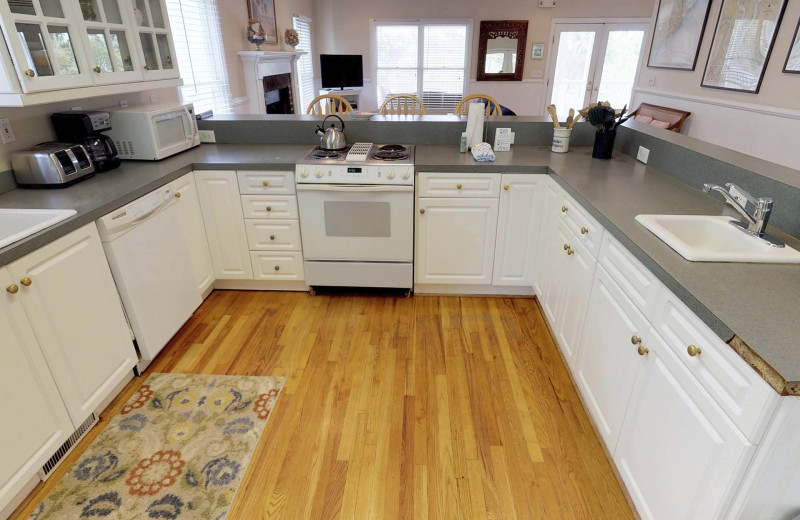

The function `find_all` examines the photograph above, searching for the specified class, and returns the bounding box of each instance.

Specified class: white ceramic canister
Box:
[552,127,572,153]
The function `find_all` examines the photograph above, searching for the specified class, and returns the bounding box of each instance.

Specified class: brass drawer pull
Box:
[631,335,642,345]
[504,185,509,191]
[266,206,272,212]
[93,66,101,73]
[174,192,181,198]
[456,184,463,190]
[24,69,35,77]
[6,284,19,294]
[687,345,702,357]
[269,235,276,241]
[566,247,574,256]
[581,227,589,235]
[262,181,270,187]
[274,265,280,271]
[20,277,32,287]
[637,345,649,356]
[561,206,568,213]
[420,209,426,214]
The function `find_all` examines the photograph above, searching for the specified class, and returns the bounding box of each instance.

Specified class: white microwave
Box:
[105,103,200,160]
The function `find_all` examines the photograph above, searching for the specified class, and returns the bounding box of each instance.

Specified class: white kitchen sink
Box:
[0,208,77,249]
[635,214,800,263]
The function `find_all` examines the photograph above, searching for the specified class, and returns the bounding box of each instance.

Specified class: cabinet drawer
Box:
[250,252,305,280]
[598,233,663,321]
[653,290,779,443]
[241,195,298,219]
[557,192,604,257]
[417,172,500,198]
[237,170,295,195]
[245,220,302,251]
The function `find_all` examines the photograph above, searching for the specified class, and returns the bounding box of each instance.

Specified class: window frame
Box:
[371,18,473,113]
[292,12,315,114]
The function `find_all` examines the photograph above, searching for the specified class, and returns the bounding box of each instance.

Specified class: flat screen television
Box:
[320,54,364,90]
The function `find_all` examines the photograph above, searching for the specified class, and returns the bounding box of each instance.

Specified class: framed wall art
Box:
[531,43,545,59]
[648,0,713,70]
[702,0,788,93]
[247,0,278,44]
[784,19,800,73]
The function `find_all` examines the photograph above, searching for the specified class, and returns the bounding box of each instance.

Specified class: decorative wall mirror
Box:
[477,20,528,81]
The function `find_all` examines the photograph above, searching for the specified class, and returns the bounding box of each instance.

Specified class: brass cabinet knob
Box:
[563,243,570,250]
[269,235,275,240]
[174,192,181,198]
[266,206,272,212]
[631,335,642,345]
[567,247,575,256]
[274,265,280,271]
[561,206,568,213]
[20,277,32,287]
[456,184,463,190]
[93,66,101,73]
[6,284,19,294]
[637,345,650,356]
[420,209,425,214]
[581,227,589,235]
[24,69,35,77]
[504,185,509,191]
[687,345,702,357]
[262,181,270,187]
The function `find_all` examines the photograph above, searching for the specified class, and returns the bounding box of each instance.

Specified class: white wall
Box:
[634,0,800,170]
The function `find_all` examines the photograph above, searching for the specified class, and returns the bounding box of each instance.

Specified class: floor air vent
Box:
[39,413,98,480]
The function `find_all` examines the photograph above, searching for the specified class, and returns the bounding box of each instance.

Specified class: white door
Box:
[170,172,215,295]
[0,268,74,512]
[547,22,649,118]
[615,330,755,520]
[8,224,136,426]
[416,197,499,285]
[195,170,253,280]
[574,266,649,451]
[492,174,542,286]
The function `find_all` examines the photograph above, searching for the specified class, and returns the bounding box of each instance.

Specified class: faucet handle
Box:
[724,183,757,205]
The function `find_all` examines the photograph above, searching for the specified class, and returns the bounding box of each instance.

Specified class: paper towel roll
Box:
[464,102,485,150]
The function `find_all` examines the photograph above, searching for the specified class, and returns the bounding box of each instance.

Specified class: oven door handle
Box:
[295,184,414,193]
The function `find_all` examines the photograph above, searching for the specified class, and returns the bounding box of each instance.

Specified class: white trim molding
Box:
[633,87,800,120]
[238,50,307,115]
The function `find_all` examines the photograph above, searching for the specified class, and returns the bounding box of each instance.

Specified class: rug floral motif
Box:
[29,373,284,520]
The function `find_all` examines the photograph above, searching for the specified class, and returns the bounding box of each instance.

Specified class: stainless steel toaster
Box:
[11,142,95,187]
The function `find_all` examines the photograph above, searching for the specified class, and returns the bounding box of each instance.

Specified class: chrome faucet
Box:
[703,183,783,247]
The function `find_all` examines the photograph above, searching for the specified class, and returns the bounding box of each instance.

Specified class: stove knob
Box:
[300,167,309,178]
[401,170,411,180]
[387,170,396,180]
[315,167,324,178]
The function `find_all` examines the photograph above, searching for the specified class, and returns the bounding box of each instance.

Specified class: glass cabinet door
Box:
[76,0,142,84]
[130,0,178,80]
[0,0,93,92]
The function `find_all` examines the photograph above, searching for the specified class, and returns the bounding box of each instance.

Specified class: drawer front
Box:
[417,172,500,198]
[251,252,305,280]
[558,193,604,257]
[245,220,302,251]
[598,233,663,321]
[241,195,298,219]
[237,170,295,195]
[653,290,780,443]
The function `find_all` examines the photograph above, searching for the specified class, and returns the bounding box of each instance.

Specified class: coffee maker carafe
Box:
[51,111,121,172]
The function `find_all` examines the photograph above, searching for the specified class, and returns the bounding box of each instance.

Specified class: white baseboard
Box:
[414,283,535,296]
[214,279,310,292]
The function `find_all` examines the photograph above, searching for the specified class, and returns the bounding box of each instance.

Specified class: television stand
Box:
[319,87,361,110]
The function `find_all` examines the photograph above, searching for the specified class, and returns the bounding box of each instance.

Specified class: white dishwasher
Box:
[97,184,201,371]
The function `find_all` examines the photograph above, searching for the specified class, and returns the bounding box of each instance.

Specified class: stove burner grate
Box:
[312,149,342,159]
[379,144,407,152]
[374,151,408,161]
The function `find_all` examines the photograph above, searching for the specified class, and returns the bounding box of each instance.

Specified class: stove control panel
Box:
[296,164,414,185]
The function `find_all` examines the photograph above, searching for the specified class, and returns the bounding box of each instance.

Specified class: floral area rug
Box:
[29,373,284,520]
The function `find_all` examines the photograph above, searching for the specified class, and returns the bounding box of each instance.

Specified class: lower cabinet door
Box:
[0,268,74,513]
[415,197,499,284]
[533,178,561,299]
[7,224,136,427]
[170,172,215,295]
[492,174,542,286]
[575,265,649,450]
[614,329,754,520]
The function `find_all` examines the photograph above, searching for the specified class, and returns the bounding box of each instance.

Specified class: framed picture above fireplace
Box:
[247,0,278,44]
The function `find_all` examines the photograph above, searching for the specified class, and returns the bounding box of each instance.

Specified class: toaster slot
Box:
[53,150,76,175]
[71,146,92,169]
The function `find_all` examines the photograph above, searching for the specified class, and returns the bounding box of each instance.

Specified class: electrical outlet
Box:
[0,118,16,144]
[637,146,650,164]
[647,75,656,86]
[119,99,129,107]
[198,130,216,143]
[530,70,543,78]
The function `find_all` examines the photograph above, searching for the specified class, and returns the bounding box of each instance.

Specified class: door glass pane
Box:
[78,0,99,21]
[39,0,64,17]
[16,23,54,76]
[109,30,133,71]
[156,33,172,69]
[47,26,79,75]
[102,0,123,24]
[88,29,113,72]
[596,30,645,111]
[324,201,391,237]
[133,0,149,26]
[140,32,158,69]
[148,0,164,28]
[551,31,596,120]
[9,0,36,15]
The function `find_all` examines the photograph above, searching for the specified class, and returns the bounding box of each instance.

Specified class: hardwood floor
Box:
[11,291,634,520]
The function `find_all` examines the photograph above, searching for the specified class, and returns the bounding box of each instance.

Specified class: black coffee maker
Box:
[51,111,121,172]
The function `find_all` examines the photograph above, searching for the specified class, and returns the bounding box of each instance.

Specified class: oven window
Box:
[324,201,391,237]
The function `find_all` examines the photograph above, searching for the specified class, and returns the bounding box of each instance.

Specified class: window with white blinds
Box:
[374,20,470,112]
[166,0,232,114]
[293,15,315,113]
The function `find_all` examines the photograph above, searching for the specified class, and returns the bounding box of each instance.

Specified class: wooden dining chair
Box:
[454,94,503,116]
[306,94,354,115]
[379,94,427,115]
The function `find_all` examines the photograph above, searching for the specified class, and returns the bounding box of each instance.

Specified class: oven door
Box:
[296,184,414,262]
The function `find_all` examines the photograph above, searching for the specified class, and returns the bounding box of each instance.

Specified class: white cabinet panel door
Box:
[195,170,253,280]
[8,224,136,426]
[575,265,649,451]
[0,268,74,513]
[170,172,214,295]
[493,174,542,286]
[533,178,561,302]
[615,330,754,520]
[416,198,499,284]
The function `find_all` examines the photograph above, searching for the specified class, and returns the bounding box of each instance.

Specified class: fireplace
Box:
[263,72,294,114]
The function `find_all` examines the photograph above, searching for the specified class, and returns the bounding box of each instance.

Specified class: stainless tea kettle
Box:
[315,115,347,150]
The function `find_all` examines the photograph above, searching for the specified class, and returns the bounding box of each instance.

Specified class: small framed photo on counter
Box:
[784,19,800,73]
[531,43,545,59]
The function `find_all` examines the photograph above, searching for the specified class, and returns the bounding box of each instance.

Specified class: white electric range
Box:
[295,143,415,292]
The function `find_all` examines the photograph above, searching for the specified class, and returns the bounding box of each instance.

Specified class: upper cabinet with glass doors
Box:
[76,0,143,84]
[131,0,177,80]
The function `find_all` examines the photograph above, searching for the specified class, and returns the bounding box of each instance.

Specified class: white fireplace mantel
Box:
[238,50,307,114]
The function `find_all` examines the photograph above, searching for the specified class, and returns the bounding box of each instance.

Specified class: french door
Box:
[546,22,649,119]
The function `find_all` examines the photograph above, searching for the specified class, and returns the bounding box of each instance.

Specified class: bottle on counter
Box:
[460,132,468,153]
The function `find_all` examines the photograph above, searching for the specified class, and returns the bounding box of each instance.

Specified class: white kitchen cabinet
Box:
[415,197,499,285]
[575,265,650,451]
[131,0,178,80]
[417,172,500,198]
[614,329,755,520]
[76,0,144,85]
[169,172,214,295]
[533,178,562,320]
[0,268,74,514]
[195,170,253,280]
[7,223,137,426]
[492,174,542,286]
